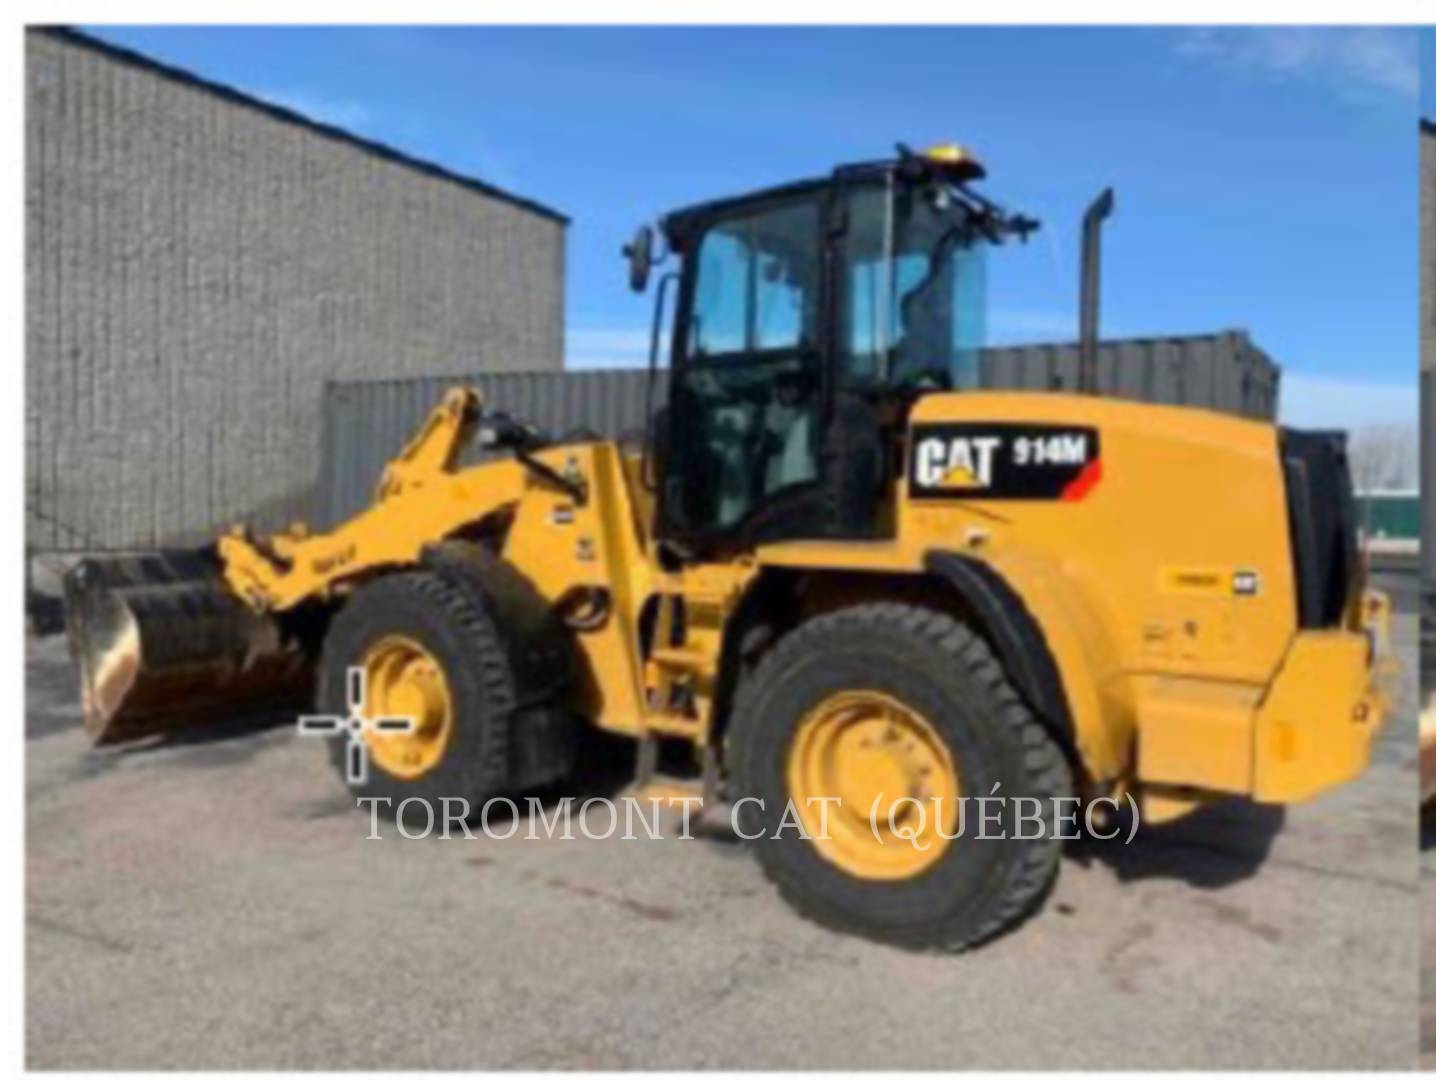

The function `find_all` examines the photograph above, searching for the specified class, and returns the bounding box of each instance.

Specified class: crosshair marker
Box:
[298,666,416,786]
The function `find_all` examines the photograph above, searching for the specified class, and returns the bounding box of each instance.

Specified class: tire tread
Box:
[318,570,515,807]
[728,601,1072,952]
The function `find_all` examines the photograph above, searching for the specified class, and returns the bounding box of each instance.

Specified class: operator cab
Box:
[631,144,1039,553]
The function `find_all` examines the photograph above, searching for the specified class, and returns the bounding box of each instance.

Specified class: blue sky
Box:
[83,25,1433,430]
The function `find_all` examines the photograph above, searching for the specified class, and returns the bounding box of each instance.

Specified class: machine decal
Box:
[909,423,1102,501]
[1231,569,1262,596]
[1157,566,1263,597]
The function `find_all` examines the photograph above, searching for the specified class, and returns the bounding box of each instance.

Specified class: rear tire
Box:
[727,601,1072,951]
[317,572,514,824]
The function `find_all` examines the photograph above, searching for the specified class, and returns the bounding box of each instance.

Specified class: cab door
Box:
[659,197,829,546]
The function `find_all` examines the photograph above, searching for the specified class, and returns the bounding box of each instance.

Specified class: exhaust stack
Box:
[1078,187,1115,394]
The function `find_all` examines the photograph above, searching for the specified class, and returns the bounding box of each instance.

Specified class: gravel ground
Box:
[25,572,1426,1069]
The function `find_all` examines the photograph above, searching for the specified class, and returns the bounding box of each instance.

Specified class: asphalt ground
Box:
[25,570,1427,1069]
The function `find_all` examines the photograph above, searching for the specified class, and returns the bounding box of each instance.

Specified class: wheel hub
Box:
[787,690,960,880]
[360,635,454,780]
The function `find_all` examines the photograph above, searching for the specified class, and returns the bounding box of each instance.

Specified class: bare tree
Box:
[1349,424,1419,491]
[1348,423,1420,537]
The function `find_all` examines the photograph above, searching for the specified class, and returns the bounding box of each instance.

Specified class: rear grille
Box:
[1280,429,1359,628]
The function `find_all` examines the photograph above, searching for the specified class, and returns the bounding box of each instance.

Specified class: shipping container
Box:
[318,331,1280,528]
[318,369,662,529]
[980,330,1279,419]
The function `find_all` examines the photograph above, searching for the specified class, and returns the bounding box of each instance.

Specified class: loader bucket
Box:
[62,550,313,745]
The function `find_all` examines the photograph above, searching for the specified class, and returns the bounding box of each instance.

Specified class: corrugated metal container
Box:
[980,330,1279,418]
[318,370,662,529]
[318,331,1280,528]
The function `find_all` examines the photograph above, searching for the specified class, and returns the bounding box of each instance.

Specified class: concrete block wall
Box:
[25,28,566,551]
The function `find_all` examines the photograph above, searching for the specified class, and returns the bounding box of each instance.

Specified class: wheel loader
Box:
[63,144,1391,950]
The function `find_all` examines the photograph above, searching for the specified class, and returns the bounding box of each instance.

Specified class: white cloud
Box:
[566,327,653,370]
[1279,372,1418,432]
[259,89,374,132]
[1175,27,1420,102]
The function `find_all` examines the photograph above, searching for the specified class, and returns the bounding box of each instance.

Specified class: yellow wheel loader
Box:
[64,145,1391,950]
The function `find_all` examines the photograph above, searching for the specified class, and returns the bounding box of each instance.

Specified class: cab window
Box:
[687,202,819,358]
[839,183,987,391]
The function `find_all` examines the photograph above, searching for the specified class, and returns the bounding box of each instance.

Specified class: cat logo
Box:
[910,422,1102,502]
[915,435,1001,491]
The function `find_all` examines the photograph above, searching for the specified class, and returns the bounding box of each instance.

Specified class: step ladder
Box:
[632,587,730,810]
[643,588,728,741]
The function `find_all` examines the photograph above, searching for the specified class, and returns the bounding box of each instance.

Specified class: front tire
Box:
[317,571,515,820]
[727,602,1072,951]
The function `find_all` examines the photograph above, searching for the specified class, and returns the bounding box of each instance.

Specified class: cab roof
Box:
[661,145,988,250]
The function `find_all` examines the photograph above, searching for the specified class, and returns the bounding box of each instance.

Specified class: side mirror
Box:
[623,225,655,293]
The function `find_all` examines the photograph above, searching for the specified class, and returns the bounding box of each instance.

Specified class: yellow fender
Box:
[926,548,1131,784]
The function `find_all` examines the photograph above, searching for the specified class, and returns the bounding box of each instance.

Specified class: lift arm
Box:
[374,386,482,499]
[218,386,532,613]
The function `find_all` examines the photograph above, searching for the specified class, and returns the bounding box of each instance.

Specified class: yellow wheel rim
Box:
[360,635,454,780]
[787,690,960,880]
